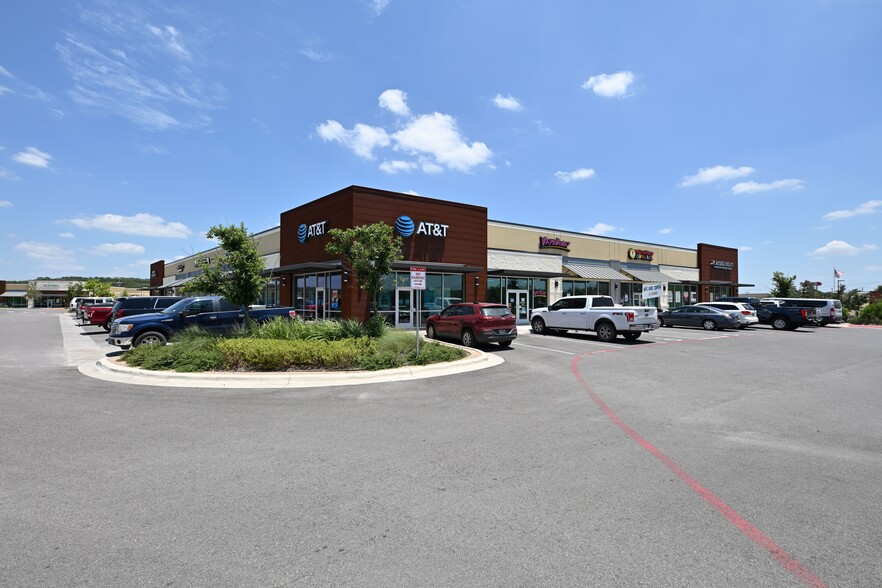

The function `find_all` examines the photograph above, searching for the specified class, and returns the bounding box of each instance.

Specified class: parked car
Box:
[425,302,517,348]
[85,304,116,331]
[74,297,115,321]
[761,297,843,326]
[427,297,462,311]
[530,295,658,342]
[109,296,184,322]
[695,301,758,329]
[752,300,817,330]
[658,305,741,330]
[718,296,762,306]
[108,296,297,348]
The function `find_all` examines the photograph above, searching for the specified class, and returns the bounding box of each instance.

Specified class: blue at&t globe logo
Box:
[297,223,308,243]
[395,215,415,237]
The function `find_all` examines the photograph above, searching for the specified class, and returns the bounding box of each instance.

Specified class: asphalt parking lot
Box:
[3,310,881,587]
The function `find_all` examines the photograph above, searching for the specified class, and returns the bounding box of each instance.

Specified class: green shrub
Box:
[253,317,372,341]
[854,301,882,325]
[123,337,226,372]
[407,341,467,365]
[219,337,374,371]
[365,314,389,338]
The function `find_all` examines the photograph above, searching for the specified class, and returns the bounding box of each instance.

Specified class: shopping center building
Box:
[149,185,751,326]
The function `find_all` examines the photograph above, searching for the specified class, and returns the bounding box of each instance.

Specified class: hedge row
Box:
[218,337,375,371]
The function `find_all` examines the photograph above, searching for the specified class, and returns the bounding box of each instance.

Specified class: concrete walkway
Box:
[60,314,506,389]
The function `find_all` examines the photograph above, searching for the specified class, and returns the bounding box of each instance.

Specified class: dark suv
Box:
[425,302,517,348]
[110,296,184,322]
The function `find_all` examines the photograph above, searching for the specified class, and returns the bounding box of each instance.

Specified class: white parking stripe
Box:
[512,342,575,355]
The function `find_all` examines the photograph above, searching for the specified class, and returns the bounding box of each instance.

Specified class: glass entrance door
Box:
[507,290,529,324]
[396,288,414,328]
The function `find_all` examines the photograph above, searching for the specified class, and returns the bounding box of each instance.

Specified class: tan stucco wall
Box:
[488,222,697,268]
[164,227,281,280]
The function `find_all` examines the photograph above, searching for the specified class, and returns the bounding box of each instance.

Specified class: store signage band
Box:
[711,260,734,270]
[628,248,654,262]
[395,215,449,238]
[298,220,328,244]
[538,236,571,252]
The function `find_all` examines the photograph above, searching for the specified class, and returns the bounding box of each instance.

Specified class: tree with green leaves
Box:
[182,223,267,322]
[67,282,86,305]
[797,280,820,298]
[84,278,113,297]
[325,222,403,318]
[770,271,797,297]
[26,283,41,308]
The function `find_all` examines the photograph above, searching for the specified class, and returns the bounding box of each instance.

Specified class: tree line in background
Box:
[770,271,882,324]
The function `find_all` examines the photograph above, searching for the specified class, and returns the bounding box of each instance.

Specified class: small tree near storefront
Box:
[325,222,403,330]
[770,271,797,297]
[84,278,113,297]
[182,223,266,323]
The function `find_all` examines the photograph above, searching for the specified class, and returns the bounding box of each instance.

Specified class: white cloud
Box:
[555,168,596,183]
[732,179,804,194]
[739,245,752,251]
[299,48,334,62]
[585,222,619,235]
[581,71,635,98]
[493,94,523,112]
[0,200,11,207]
[392,112,492,172]
[534,120,553,134]
[370,0,390,15]
[379,160,417,174]
[92,242,146,255]
[146,24,191,60]
[56,5,225,131]
[679,165,755,187]
[316,120,390,160]
[64,213,192,238]
[822,200,882,221]
[0,168,20,181]
[59,232,75,238]
[808,240,878,257]
[14,241,81,270]
[379,89,410,116]
[12,147,52,168]
[0,65,11,78]
[0,86,11,96]
[659,227,672,234]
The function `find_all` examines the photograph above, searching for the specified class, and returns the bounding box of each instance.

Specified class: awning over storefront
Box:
[0,291,27,298]
[163,276,195,289]
[620,268,681,282]
[262,252,280,273]
[563,263,631,281]
[275,260,343,273]
[658,265,699,282]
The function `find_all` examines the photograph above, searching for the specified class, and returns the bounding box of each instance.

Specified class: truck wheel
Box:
[596,321,617,343]
[623,332,641,341]
[702,319,717,331]
[133,331,167,347]
[531,317,547,335]
[460,328,476,348]
[771,316,790,330]
[426,324,437,339]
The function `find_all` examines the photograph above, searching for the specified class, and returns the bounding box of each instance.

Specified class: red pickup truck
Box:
[85,304,115,331]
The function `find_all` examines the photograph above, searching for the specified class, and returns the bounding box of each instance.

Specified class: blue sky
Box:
[1,1,880,293]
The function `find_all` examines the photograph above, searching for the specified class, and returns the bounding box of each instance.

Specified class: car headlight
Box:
[117,323,134,332]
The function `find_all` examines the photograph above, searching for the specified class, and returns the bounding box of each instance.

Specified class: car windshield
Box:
[481,306,512,317]
[161,298,195,314]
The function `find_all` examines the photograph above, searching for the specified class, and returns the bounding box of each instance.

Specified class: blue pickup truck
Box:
[107,295,296,348]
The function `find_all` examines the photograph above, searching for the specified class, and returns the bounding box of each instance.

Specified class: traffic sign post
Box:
[410,267,426,355]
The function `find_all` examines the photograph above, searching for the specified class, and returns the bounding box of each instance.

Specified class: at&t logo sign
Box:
[395,215,449,238]
[298,220,328,244]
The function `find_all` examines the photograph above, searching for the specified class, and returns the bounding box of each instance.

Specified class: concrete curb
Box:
[78,344,505,389]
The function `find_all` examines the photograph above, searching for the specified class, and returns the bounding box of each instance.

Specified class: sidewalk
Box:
[60,314,505,389]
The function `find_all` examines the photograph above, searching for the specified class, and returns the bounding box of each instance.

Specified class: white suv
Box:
[696,301,758,329]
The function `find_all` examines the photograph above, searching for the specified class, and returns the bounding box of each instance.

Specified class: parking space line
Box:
[570,343,828,588]
[512,342,575,355]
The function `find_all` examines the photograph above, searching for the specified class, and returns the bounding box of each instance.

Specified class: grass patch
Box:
[120,322,466,372]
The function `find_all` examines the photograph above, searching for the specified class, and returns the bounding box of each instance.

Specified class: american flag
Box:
[834,268,843,279]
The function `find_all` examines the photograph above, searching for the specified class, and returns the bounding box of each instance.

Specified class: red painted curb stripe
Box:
[571,351,827,588]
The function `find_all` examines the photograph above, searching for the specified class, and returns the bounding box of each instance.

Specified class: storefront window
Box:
[532,278,547,310]
[486,277,503,303]
[506,277,528,290]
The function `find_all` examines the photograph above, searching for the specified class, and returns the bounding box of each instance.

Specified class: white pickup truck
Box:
[530,295,659,342]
